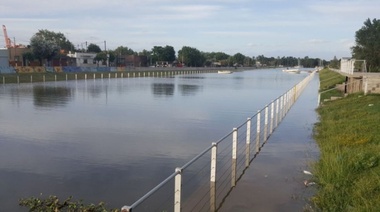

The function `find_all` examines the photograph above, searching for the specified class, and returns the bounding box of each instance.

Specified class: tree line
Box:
[21,18,380,71]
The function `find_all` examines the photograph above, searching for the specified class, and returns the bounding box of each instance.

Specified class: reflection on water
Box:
[178,84,202,96]
[0,69,310,211]
[33,86,72,108]
[152,83,175,96]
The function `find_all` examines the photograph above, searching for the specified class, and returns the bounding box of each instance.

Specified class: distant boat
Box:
[283,58,301,74]
[218,70,233,74]
[282,68,300,74]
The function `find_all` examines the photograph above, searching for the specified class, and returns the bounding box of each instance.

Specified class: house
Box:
[67,52,97,67]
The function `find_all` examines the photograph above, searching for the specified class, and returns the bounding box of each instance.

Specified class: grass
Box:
[312,69,380,211]
[318,68,346,101]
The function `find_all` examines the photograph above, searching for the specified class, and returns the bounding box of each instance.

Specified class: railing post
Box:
[275,99,279,128]
[317,93,321,106]
[231,128,238,187]
[210,143,217,212]
[279,96,283,121]
[174,168,182,212]
[256,110,260,153]
[264,106,268,142]
[245,118,251,167]
[270,101,274,134]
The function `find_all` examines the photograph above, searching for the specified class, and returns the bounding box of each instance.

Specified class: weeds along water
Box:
[313,69,380,211]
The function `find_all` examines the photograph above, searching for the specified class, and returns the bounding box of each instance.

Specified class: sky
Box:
[0,0,379,60]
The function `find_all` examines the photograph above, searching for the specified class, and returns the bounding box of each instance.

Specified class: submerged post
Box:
[231,128,238,187]
[264,106,268,142]
[210,142,217,212]
[270,101,274,134]
[174,168,182,212]
[245,118,251,167]
[256,110,260,153]
[275,99,279,128]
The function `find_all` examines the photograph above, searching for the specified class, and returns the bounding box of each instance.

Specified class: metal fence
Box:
[121,70,316,212]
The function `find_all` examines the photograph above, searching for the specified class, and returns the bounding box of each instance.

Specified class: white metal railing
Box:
[121,71,316,212]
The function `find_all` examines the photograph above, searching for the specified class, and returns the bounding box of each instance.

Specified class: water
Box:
[0,69,310,211]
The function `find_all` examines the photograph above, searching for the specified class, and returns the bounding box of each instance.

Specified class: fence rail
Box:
[121,71,316,212]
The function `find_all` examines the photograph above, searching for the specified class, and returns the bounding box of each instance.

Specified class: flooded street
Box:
[0,69,317,211]
[219,75,319,211]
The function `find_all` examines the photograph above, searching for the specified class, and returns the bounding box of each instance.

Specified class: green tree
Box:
[351,18,380,72]
[232,53,246,66]
[30,34,59,66]
[178,46,205,67]
[152,45,176,64]
[22,51,35,65]
[34,29,75,53]
[114,46,136,55]
[87,43,102,53]
[329,56,340,69]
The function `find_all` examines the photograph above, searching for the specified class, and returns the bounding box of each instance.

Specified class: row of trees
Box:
[25,29,329,68]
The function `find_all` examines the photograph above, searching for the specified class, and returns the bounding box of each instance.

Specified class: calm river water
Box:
[0,69,312,211]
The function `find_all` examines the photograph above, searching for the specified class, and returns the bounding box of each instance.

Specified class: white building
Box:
[67,52,97,67]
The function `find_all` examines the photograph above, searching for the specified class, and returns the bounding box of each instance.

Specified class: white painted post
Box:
[66,74,68,81]
[232,128,238,187]
[364,78,368,95]
[264,106,268,142]
[93,73,96,79]
[279,96,283,121]
[101,73,103,79]
[270,102,274,134]
[318,93,321,106]
[115,73,117,78]
[109,73,111,78]
[210,142,217,212]
[55,75,57,81]
[256,110,260,153]
[75,74,77,80]
[2,76,5,84]
[174,168,182,212]
[275,99,279,128]
[121,73,124,78]
[85,74,87,80]
[17,76,19,84]
[128,73,130,78]
[246,118,251,167]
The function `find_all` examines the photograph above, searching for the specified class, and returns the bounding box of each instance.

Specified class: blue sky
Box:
[1,0,379,60]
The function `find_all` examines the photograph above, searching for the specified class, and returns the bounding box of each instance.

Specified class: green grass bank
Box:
[312,69,380,211]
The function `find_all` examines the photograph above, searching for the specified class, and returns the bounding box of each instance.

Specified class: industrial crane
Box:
[2,25,13,48]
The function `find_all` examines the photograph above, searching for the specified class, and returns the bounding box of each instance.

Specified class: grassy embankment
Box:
[312,68,380,211]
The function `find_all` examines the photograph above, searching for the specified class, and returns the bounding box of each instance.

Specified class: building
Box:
[117,55,147,67]
[67,52,97,67]
[0,48,9,67]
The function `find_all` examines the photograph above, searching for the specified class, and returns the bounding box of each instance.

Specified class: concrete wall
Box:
[363,76,380,94]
